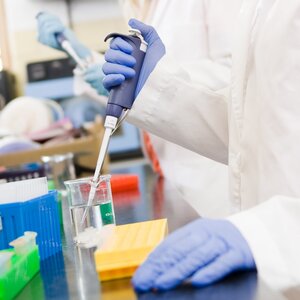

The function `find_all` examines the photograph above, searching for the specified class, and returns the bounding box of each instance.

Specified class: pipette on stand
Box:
[80,29,148,224]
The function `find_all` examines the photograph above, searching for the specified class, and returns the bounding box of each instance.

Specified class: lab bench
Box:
[15,160,293,300]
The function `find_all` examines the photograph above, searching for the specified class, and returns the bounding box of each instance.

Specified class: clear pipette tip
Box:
[80,120,115,224]
[80,180,97,224]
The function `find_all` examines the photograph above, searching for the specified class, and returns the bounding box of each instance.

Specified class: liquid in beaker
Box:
[64,175,115,245]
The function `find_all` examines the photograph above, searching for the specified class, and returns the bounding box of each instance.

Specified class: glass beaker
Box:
[42,153,76,190]
[42,153,76,230]
[64,175,115,240]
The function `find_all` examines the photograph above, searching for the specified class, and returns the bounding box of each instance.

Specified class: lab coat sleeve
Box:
[228,196,300,291]
[73,51,107,106]
[128,55,230,164]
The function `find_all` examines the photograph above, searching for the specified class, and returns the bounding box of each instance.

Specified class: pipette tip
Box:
[80,209,88,225]
[80,183,97,224]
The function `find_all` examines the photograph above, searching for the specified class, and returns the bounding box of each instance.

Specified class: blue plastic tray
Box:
[0,191,62,260]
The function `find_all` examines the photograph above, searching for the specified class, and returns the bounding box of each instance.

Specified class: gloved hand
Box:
[103,18,166,98]
[132,218,256,291]
[61,97,105,128]
[36,12,91,59]
[83,64,108,97]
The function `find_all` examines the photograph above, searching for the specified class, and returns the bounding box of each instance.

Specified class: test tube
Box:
[9,231,37,255]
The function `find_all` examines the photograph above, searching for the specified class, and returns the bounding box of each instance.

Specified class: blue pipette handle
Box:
[54,32,67,45]
[104,32,147,118]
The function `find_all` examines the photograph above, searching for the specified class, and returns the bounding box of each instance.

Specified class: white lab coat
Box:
[75,0,238,217]
[120,0,247,217]
[127,0,300,291]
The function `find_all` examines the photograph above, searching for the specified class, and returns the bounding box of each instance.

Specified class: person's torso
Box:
[228,0,300,211]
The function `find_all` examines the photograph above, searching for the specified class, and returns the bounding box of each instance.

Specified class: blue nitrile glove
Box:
[36,12,91,59]
[61,97,105,128]
[132,218,256,291]
[102,18,166,97]
[83,64,108,97]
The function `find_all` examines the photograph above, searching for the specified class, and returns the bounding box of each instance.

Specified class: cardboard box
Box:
[0,120,109,173]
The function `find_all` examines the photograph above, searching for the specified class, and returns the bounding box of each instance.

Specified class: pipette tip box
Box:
[0,191,62,260]
[94,219,168,281]
[0,232,40,300]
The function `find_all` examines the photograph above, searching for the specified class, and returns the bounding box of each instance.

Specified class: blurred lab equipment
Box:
[42,153,76,191]
[110,174,139,193]
[27,57,75,83]
[0,231,40,300]
[0,120,108,176]
[0,136,40,155]
[64,175,115,247]
[0,163,45,183]
[0,97,63,135]
[42,153,76,227]
[0,70,15,107]
[0,177,62,259]
[27,118,76,144]
[109,174,141,206]
[83,27,148,223]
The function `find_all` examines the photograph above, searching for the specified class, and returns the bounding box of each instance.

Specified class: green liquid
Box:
[100,202,115,225]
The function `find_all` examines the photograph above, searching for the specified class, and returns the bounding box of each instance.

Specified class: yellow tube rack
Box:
[94,219,168,281]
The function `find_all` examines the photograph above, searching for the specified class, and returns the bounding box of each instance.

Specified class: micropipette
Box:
[55,32,88,71]
[36,12,88,72]
[80,29,148,224]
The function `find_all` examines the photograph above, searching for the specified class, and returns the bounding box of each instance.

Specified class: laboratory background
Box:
[0,0,299,299]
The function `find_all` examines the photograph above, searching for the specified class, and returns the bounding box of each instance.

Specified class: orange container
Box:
[110,174,139,193]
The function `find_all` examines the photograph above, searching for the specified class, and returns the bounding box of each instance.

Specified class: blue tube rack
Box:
[0,191,62,260]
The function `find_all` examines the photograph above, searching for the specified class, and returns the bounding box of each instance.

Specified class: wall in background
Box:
[3,0,127,95]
